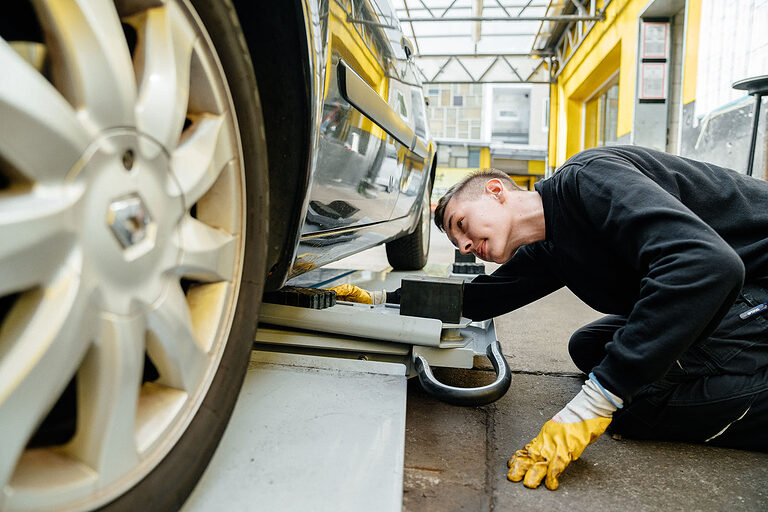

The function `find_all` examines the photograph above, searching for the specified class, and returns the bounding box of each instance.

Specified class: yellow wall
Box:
[549,0,645,167]
[480,147,491,168]
[584,96,600,149]
[682,0,701,105]
[528,160,546,173]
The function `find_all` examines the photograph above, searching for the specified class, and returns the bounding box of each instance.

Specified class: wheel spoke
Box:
[0,39,91,182]
[146,282,207,392]
[0,187,81,296]
[133,3,196,153]
[171,114,235,207]
[171,215,237,282]
[32,0,137,130]
[0,273,95,490]
[64,314,145,481]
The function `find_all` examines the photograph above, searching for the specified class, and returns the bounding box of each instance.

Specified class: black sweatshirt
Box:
[458,146,768,400]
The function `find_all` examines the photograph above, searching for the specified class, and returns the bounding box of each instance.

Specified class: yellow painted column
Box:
[528,160,545,174]
[682,0,702,106]
[548,83,558,171]
[565,98,583,159]
[480,147,491,168]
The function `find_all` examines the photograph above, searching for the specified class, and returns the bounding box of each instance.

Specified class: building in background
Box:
[400,0,767,202]
[679,0,768,178]
[424,82,549,202]
[546,0,767,178]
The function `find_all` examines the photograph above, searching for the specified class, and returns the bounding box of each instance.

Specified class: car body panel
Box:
[287,0,433,279]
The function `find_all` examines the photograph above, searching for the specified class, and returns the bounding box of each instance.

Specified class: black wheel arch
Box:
[429,149,437,195]
[231,0,314,292]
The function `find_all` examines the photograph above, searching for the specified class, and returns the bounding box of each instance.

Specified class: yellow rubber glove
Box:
[507,374,622,490]
[327,284,385,304]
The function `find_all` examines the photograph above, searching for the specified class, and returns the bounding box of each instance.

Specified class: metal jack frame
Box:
[256,300,511,406]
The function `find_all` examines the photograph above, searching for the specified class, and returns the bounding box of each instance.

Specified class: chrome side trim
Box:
[411,135,428,159]
[337,60,414,150]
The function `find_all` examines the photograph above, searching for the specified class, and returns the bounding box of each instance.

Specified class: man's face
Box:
[442,180,516,263]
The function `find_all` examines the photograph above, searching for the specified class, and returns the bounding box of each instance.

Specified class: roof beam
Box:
[416,53,546,57]
[400,15,602,22]
[418,54,551,83]
[412,33,539,38]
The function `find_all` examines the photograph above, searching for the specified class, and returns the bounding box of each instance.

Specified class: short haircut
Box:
[434,169,519,232]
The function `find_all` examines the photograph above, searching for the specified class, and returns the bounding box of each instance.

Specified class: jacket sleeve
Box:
[385,244,561,319]
[462,243,564,321]
[570,159,744,400]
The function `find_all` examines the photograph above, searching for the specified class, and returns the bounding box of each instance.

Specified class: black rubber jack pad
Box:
[263,286,337,309]
[454,249,477,263]
[400,276,464,323]
[452,262,486,275]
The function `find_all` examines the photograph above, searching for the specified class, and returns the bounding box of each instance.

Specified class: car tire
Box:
[101,2,269,510]
[0,1,268,511]
[386,179,431,270]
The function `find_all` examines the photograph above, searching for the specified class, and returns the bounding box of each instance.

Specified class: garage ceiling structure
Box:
[390,0,611,84]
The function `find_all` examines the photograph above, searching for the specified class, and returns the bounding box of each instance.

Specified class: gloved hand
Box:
[327,284,386,304]
[507,373,622,490]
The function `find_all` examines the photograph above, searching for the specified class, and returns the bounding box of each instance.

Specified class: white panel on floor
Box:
[183,350,408,512]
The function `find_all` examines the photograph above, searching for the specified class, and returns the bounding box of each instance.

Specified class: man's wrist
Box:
[588,372,623,409]
[553,377,621,424]
[370,290,386,304]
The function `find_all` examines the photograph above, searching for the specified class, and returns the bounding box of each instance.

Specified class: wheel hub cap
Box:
[107,193,155,251]
[75,130,184,316]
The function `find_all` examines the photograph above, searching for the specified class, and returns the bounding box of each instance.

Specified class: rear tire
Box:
[386,180,431,270]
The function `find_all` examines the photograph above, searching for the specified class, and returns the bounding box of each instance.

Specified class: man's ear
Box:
[485,178,505,201]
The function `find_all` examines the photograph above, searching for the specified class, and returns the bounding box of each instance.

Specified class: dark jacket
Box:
[463,145,768,400]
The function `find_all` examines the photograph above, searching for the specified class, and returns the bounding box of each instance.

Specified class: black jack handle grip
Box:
[414,341,511,406]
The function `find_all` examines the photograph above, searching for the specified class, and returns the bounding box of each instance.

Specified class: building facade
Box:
[424,82,549,199]
[548,0,768,178]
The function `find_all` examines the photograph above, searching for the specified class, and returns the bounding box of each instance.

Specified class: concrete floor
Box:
[328,223,768,512]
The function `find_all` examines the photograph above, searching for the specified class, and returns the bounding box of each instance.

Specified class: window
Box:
[468,149,481,167]
[598,83,619,146]
[584,75,620,149]
[464,108,481,120]
[453,96,464,106]
[429,120,444,135]
[491,87,531,144]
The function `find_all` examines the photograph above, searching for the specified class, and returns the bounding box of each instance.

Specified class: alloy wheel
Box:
[0,1,246,509]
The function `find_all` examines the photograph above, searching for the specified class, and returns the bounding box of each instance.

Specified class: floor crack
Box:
[485,402,496,512]
[473,366,584,379]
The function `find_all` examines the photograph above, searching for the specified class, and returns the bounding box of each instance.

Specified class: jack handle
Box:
[414,341,511,406]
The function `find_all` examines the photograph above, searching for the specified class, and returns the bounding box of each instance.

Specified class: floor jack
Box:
[183,252,510,511]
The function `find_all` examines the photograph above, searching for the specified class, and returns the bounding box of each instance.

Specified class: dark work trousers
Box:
[569,283,768,452]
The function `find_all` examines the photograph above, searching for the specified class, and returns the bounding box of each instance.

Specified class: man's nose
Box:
[458,236,472,254]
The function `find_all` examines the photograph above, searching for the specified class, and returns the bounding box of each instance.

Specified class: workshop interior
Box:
[1,1,767,511]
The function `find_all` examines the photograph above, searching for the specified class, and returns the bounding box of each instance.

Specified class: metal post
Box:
[732,76,768,177]
[746,94,762,177]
